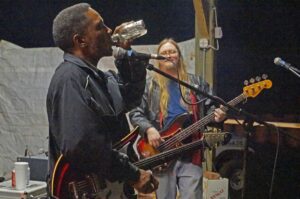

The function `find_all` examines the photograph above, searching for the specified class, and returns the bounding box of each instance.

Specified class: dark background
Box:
[1,0,299,117]
[0,0,195,47]
[215,0,300,118]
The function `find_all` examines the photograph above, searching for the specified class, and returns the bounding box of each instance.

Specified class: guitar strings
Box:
[135,131,227,167]
[134,139,205,167]
[136,94,246,168]
[161,94,244,149]
[157,94,245,151]
[170,94,244,147]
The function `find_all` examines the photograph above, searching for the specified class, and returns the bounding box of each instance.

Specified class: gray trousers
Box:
[154,159,203,199]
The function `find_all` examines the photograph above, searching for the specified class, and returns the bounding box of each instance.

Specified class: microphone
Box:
[274,57,300,73]
[113,47,166,60]
[274,57,292,69]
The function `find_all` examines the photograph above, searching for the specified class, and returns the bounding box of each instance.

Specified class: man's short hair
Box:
[52,3,91,52]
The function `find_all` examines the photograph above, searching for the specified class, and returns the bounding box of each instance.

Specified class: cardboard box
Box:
[203,177,228,199]
[0,180,47,199]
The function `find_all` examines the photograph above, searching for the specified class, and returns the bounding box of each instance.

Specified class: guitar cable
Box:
[232,116,280,199]
[268,126,280,199]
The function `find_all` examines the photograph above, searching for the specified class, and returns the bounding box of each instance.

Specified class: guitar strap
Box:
[159,112,163,129]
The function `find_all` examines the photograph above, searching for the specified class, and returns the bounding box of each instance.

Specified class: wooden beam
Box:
[193,0,209,38]
[194,0,215,86]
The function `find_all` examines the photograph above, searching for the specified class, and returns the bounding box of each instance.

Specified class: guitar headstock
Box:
[243,74,272,98]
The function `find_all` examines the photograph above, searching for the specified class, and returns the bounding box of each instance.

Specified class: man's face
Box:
[83,8,112,64]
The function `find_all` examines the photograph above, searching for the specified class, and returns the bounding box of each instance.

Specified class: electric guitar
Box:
[50,133,229,199]
[136,78,272,160]
[113,126,139,150]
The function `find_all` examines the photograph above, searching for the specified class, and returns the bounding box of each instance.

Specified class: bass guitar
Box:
[136,78,272,159]
[50,133,229,199]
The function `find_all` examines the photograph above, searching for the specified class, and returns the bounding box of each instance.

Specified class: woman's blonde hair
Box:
[152,38,188,117]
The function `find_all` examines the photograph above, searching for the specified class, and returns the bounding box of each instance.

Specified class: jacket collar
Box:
[63,53,105,80]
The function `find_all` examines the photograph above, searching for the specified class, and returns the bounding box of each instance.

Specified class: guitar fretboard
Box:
[157,93,247,151]
[135,138,205,168]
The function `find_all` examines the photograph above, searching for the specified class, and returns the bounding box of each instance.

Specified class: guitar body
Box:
[51,155,129,199]
[51,128,140,199]
[137,113,189,159]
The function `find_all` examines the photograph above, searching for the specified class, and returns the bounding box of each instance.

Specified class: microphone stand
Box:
[146,64,277,199]
[240,119,255,199]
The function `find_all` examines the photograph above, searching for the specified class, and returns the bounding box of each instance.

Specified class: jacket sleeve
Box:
[114,57,147,111]
[188,74,213,114]
[128,78,155,138]
[193,75,224,127]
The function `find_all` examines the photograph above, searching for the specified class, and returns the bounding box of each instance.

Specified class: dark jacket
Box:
[47,53,146,182]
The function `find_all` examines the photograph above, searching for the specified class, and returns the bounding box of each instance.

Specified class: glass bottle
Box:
[111,20,147,43]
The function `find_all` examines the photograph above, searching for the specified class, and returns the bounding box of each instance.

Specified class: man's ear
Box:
[73,34,87,48]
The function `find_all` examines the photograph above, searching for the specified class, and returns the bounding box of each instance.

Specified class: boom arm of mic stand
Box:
[288,67,300,78]
[290,66,300,73]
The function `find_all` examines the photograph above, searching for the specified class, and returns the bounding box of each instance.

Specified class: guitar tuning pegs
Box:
[262,74,268,80]
[249,78,255,84]
[256,76,261,81]
[244,80,249,86]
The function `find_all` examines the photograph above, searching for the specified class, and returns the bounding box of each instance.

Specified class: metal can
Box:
[11,169,16,188]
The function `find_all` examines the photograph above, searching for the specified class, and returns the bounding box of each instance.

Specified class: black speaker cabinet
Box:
[17,154,48,182]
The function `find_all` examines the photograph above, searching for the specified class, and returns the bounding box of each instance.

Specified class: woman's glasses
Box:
[159,49,178,56]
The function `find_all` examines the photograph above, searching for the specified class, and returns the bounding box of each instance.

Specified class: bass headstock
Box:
[243,74,272,98]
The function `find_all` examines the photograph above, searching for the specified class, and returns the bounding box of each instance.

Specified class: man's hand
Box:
[146,127,164,148]
[131,169,159,194]
[214,106,226,122]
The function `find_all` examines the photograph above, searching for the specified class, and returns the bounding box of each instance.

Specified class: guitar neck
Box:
[220,93,247,112]
[134,139,205,169]
[161,93,246,149]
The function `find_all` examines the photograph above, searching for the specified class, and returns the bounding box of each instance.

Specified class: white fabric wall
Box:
[0,39,195,179]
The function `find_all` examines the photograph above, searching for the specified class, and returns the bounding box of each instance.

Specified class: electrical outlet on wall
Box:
[214,27,223,39]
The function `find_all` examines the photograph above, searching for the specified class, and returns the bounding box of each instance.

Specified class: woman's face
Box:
[158,42,180,70]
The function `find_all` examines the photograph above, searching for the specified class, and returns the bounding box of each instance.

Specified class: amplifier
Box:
[17,155,48,182]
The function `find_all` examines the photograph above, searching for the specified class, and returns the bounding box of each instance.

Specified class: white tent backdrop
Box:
[0,39,195,179]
